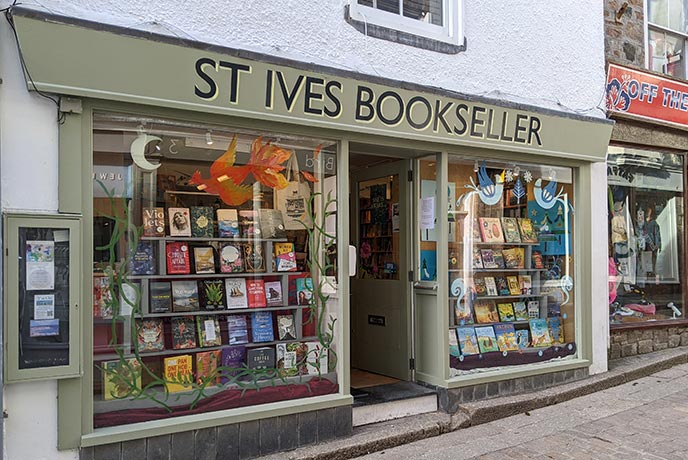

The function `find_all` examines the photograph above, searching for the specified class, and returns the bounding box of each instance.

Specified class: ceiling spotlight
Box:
[473,160,479,172]
[513,166,521,177]
[205,131,214,146]
[154,142,161,152]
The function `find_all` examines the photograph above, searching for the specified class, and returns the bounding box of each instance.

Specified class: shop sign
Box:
[606,63,688,128]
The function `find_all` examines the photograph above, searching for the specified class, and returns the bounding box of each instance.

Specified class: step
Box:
[351,381,438,426]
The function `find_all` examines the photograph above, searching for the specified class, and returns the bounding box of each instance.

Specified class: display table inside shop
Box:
[450,342,576,371]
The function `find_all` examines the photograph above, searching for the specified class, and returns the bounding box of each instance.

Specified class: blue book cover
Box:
[220,345,246,382]
[456,327,480,356]
[529,319,553,347]
[515,329,530,349]
[296,277,314,306]
[129,241,155,275]
[493,323,519,352]
[548,316,564,344]
[227,315,249,345]
[547,302,561,317]
[420,250,437,281]
[251,311,274,343]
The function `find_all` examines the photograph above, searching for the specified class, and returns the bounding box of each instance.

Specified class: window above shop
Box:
[647,0,688,79]
[346,0,465,53]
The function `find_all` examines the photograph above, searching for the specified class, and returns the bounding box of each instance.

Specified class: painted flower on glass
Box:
[360,242,372,259]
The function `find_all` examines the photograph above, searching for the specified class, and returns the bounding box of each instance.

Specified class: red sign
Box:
[606,63,688,128]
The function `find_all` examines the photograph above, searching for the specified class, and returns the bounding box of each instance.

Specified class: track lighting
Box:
[513,166,520,177]
[205,131,214,146]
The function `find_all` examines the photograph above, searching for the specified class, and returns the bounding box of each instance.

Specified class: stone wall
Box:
[610,325,688,359]
[604,0,645,66]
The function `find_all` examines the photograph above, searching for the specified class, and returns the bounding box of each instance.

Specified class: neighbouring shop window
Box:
[607,146,685,324]
[92,112,339,428]
[647,0,688,79]
[445,157,576,373]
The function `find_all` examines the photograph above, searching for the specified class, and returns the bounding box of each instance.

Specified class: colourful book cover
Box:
[478,217,505,243]
[547,302,561,317]
[532,250,544,269]
[472,247,484,269]
[149,281,172,313]
[225,278,248,309]
[454,299,474,325]
[274,242,297,272]
[502,248,520,269]
[171,280,199,312]
[519,275,532,295]
[507,276,521,295]
[276,313,297,340]
[497,302,516,322]
[217,209,240,238]
[449,329,461,357]
[129,241,156,275]
[219,242,244,273]
[529,318,553,347]
[480,249,497,269]
[247,279,267,308]
[195,350,221,385]
[484,277,498,296]
[220,346,247,383]
[164,355,193,392]
[501,217,522,243]
[264,280,284,307]
[515,329,530,348]
[527,300,540,318]
[251,311,274,342]
[420,249,437,281]
[166,242,190,275]
[474,325,499,353]
[277,342,307,377]
[190,206,215,238]
[474,278,487,296]
[93,275,113,319]
[456,327,480,355]
[471,218,482,241]
[171,316,197,349]
[227,315,249,345]
[494,323,519,352]
[193,246,216,274]
[492,249,506,269]
[247,347,276,370]
[496,277,511,296]
[513,301,529,321]
[136,319,164,352]
[198,279,226,310]
[518,217,539,243]
[548,316,565,344]
[259,209,287,239]
[102,358,142,400]
[243,242,266,273]
[168,207,192,237]
[196,315,222,347]
[473,300,499,323]
[296,277,314,306]
[142,207,165,237]
[239,210,261,238]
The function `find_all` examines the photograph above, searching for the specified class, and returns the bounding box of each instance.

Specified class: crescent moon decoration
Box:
[130,133,162,171]
[560,275,574,306]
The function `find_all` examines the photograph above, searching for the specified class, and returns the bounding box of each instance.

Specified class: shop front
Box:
[4,8,613,458]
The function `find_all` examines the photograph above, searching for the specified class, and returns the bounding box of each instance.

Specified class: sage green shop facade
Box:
[8,7,614,454]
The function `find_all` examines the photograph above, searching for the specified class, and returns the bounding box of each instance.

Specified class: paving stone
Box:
[238,420,260,460]
[121,438,146,460]
[171,431,194,460]
[279,414,299,451]
[147,435,171,460]
[333,406,353,438]
[194,427,216,460]
[216,424,239,460]
[298,411,318,446]
[259,417,280,456]
[317,408,336,443]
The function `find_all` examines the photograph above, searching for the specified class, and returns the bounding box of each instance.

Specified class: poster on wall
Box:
[392,203,400,232]
[420,180,456,242]
[370,184,388,225]
[26,240,55,291]
[527,202,571,256]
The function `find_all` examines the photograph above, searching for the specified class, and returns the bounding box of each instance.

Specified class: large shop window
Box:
[607,147,685,324]
[91,112,339,428]
[647,0,688,79]
[441,158,577,371]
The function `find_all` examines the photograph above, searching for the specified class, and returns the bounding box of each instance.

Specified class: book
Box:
[195,350,221,385]
[217,209,240,238]
[527,300,540,318]
[474,278,487,296]
[246,279,267,308]
[296,277,314,306]
[529,319,553,347]
[471,218,482,241]
[473,300,499,323]
[251,311,274,342]
[196,316,222,347]
[243,242,266,273]
[518,218,538,243]
[548,316,564,344]
[494,323,519,352]
[532,250,544,269]
[492,249,506,269]
[129,241,156,275]
[519,275,532,295]
[264,280,284,307]
[168,207,192,237]
[190,206,215,238]
[547,302,561,317]
[199,279,226,310]
[247,347,276,369]
[506,276,521,295]
[193,246,216,274]
[166,242,191,275]
[502,248,521,269]
[513,301,529,321]
[276,313,297,340]
[136,319,165,352]
[497,302,516,322]
[260,209,287,239]
[472,247,484,269]
[496,277,511,296]
[449,329,461,357]
[93,275,113,319]
[501,217,522,243]
[164,355,193,392]
[480,249,497,269]
[478,217,505,243]
[306,341,328,375]
[456,327,480,355]
[515,329,530,348]
[474,325,499,353]
[102,358,142,400]
[149,281,172,313]
[143,207,166,237]
[277,342,306,377]
[225,278,248,309]
[118,281,138,317]
[454,299,474,325]
[171,316,197,349]
[227,315,249,345]
[274,242,297,272]
[219,242,244,273]
[484,277,498,296]
[220,346,246,383]
[171,280,199,312]
[239,210,261,237]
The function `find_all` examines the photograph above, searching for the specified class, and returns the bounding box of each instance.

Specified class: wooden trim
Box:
[610,319,688,332]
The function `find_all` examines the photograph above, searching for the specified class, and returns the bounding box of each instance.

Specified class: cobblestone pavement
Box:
[359,364,688,460]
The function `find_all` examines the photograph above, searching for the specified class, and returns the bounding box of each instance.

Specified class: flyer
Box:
[26,240,55,291]
[29,319,59,337]
[34,294,55,320]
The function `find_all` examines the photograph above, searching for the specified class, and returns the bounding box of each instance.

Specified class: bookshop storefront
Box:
[5,8,613,458]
